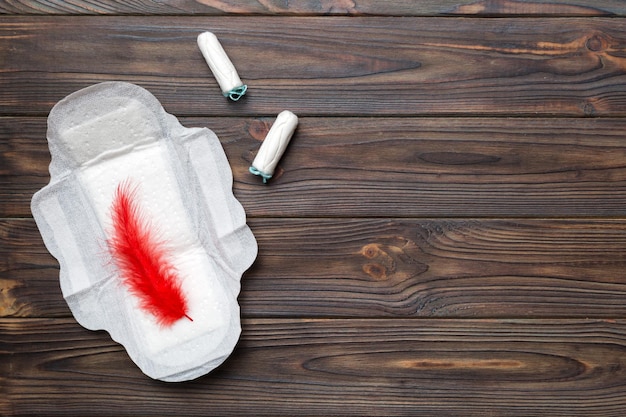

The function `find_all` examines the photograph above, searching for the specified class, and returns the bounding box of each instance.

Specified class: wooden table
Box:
[2,1,626,415]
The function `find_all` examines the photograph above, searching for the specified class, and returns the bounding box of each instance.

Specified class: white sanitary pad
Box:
[31,82,257,382]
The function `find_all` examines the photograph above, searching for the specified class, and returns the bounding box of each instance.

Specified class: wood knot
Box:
[0,279,30,316]
[361,243,381,259]
[581,101,597,117]
[359,238,428,281]
[363,263,388,280]
[586,34,608,52]
[248,119,271,141]
[360,243,394,280]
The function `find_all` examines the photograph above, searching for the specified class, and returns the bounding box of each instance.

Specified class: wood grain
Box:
[5,217,626,318]
[3,317,626,416]
[3,4,626,417]
[2,17,626,117]
[0,0,624,16]
[4,117,626,218]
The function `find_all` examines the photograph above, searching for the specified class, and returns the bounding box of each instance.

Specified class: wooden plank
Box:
[0,0,624,16]
[0,218,66,317]
[2,17,626,117]
[4,116,626,218]
[246,218,626,318]
[5,217,626,318]
[3,317,626,416]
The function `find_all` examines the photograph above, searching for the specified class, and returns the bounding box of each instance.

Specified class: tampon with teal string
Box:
[197,32,247,101]
[249,110,298,183]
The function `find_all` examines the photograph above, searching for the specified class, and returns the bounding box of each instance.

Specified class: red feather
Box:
[107,180,192,327]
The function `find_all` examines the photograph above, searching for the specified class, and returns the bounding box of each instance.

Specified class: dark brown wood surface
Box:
[2,1,626,416]
[3,318,626,416]
[2,16,626,117]
[1,0,625,16]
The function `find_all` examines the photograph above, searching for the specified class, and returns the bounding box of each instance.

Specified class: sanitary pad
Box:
[31,82,257,381]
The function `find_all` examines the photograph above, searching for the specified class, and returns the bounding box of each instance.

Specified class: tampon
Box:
[197,32,247,101]
[249,111,298,183]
